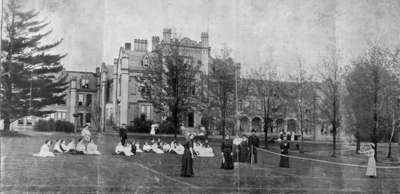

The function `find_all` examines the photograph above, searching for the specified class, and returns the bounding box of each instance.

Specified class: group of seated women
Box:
[114,138,214,157]
[33,137,101,157]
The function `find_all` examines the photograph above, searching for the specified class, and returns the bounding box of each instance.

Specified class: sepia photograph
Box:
[1,0,400,193]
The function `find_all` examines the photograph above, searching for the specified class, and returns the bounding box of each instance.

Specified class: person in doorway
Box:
[248,129,260,164]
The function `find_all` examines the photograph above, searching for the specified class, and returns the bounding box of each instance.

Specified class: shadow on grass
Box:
[0,131,30,138]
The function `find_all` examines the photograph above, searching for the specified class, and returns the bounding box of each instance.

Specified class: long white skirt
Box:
[366,157,377,176]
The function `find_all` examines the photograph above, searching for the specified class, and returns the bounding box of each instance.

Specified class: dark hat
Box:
[251,129,256,133]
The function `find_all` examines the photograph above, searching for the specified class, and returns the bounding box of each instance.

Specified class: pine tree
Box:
[1,0,67,133]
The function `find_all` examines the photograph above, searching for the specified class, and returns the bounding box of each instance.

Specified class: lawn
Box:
[1,132,400,193]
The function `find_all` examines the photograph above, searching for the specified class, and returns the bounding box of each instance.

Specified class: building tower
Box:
[201,32,209,74]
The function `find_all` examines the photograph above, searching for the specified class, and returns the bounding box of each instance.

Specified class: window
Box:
[85,113,91,124]
[140,105,151,120]
[86,94,92,106]
[50,113,55,119]
[78,94,84,106]
[26,116,32,125]
[60,112,66,120]
[81,79,89,89]
[188,112,194,127]
[18,119,24,125]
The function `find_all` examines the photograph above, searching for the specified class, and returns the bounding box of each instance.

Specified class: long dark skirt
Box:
[279,154,289,168]
[181,150,194,177]
[221,151,234,169]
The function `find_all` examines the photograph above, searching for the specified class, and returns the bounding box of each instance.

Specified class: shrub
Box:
[33,119,74,133]
[158,117,175,134]
[130,114,152,133]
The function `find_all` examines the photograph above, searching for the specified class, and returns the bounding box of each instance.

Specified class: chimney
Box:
[124,42,131,50]
[163,28,172,42]
[152,36,160,51]
[134,39,138,51]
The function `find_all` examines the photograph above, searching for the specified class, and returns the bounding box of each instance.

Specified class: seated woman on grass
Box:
[115,141,134,156]
[85,139,101,155]
[129,140,136,155]
[170,141,184,155]
[135,141,143,153]
[143,141,152,153]
[33,140,55,157]
[65,139,76,152]
[151,141,164,154]
[53,139,64,153]
[69,138,85,155]
[197,140,215,157]
[60,139,68,152]
[162,142,171,152]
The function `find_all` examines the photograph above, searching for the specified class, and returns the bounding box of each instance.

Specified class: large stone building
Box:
[99,28,211,129]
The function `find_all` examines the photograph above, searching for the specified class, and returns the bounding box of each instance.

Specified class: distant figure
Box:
[239,135,250,163]
[85,139,101,155]
[151,141,164,154]
[279,131,284,141]
[248,129,260,164]
[33,140,55,157]
[81,123,91,142]
[150,124,158,136]
[181,133,195,177]
[60,140,68,152]
[279,136,290,168]
[359,143,377,178]
[119,124,128,146]
[220,134,234,170]
[130,140,137,155]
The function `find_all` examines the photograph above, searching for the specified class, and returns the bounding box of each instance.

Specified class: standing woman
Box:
[359,143,377,178]
[279,136,290,168]
[221,134,234,169]
[181,133,195,177]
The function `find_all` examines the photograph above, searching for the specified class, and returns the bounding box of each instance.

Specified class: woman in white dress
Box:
[33,140,55,157]
[65,139,76,152]
[81,124,91,142]
[74,138,86,154]
[135,141,143,153]
[359,143,377,178]
[162,142,171,152]
[53,139,64,153]
[152,142,164,154]
[60,140,68,152]
[115,141,134,156]
[85,139,101,155]
[143,141,152,152]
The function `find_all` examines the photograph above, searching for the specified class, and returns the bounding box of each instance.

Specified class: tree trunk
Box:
[221,107,226,139]
[264,97,269,149]
[173,107,179,139]
[331,122,336,157]
[3,117,10,133]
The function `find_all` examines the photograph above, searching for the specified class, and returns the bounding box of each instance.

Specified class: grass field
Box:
[1,132,400,193]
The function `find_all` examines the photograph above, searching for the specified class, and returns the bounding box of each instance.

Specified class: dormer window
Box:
[81,79,89,89]
[142,56,149,68]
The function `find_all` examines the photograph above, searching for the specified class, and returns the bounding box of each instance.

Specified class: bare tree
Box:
[250,62,279,149]
[316,53,342,157]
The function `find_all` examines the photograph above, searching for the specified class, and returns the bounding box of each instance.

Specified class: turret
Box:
[163,28,172,42]
[152,36,160,51]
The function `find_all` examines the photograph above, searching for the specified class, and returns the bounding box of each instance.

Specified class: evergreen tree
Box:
[0,0,67,132]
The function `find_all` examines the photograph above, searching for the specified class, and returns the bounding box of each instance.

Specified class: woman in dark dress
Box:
[279,136,290,168]
[239,135,250,163]
[181,133,195,177]
[221,135,234,169]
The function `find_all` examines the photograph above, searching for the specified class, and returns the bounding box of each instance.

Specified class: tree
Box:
[316,53,343,157]
[208,57,236,138]
[91,103,101,132]
[345,46,399,160]
[290,59,314,153]
[137,39,204,139]
[250,62,280,149]
[0,0,67,133]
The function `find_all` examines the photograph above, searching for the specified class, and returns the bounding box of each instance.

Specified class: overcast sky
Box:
[21,0,400,77]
